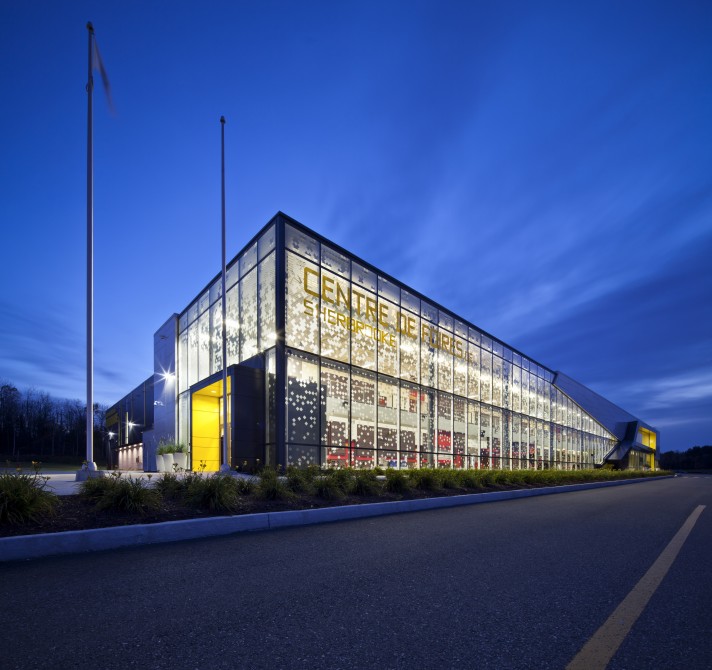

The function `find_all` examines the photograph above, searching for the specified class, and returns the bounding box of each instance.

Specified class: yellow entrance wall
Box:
[192,393,220,471]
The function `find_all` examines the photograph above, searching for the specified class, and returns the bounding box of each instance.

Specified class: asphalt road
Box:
[1,476,710,670]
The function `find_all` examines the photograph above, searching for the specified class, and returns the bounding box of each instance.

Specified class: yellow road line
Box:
[567,504,706,670]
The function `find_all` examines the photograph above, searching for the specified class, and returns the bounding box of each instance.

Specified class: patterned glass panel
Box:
[240,242,258,278]
[187,320,198,387]
[198,311,210,380]
[225,283,239,366]
[377,297,398,377]
[286,223,320,262]
[287,350,320,445]
[321,361,350,466]
[240,267,258,360]
[178,329,188,394]
[210,300,222,374]
[258,223,276,261]
[320,267,350,364]
[321,244,350,278]
[286,251,319,354]
[258,253,276,350]
[351,369,376,468]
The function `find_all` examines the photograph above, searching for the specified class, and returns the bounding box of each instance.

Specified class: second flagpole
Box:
[220,116,230,472]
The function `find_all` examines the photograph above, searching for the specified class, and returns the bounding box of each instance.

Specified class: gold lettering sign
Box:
[302,267,474,362]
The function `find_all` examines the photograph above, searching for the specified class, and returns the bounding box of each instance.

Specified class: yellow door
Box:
[191,378,231,471]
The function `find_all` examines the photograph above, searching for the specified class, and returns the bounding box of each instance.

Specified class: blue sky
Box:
[1,1,710,450]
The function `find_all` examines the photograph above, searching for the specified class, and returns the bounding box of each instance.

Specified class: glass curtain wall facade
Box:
[283,222,617,470]
[171,214,619,471]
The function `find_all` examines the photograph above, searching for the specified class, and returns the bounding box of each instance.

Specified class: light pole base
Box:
[75,464,105,481]
[219,463,232,473]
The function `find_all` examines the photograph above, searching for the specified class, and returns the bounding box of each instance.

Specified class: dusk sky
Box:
[1,1,710,451]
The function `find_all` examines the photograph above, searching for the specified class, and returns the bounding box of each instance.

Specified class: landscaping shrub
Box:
[439,469,461,489]
[78,474,118,503]
[351,470,381,496]
[314,473,345,500]
[329,468,356,494]
[410,468,442,491]
[0,471,57,524]
[458,469,484,489]
[186,473,241,512]
[96,476,161,514]
[384,469,410,494]
[154,472,185,498]
[256,467,292,500]
[285,466,314,494]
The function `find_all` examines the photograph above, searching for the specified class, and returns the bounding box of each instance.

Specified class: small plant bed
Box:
[0,467,670,538]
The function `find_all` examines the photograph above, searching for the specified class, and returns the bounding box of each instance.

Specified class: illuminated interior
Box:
[191,378,231,471]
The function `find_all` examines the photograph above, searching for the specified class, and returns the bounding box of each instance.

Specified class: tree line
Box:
[0,381,108,464]
[659,446,712,471]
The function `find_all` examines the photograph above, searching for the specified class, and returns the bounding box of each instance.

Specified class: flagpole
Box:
[220,116,230,472]
[85,22,97,472]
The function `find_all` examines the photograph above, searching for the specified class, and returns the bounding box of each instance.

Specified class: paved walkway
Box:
[22,470,155,495]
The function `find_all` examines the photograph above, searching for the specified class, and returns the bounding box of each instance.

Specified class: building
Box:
[107,212,659,472]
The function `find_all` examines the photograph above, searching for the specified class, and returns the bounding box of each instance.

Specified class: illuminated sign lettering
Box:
[302,267,473,361]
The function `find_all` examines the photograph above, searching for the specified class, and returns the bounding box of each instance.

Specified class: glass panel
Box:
[467,401,479,469]
[210,299,222,374]
[321,243,350,278]
[226,261,239,290]
[287,350,320,445]
[352,261,377,293]
[453,355,467,397]
[321,361,350,466]
[400,384,419,467]
[400,288,419,314]
[420,389,435,466]
[178,329,188,394]
[492,355,502,406]
[480,406,491,468]
[285,251,320,354]
[420,323,437,389]
[209,278,221,306]
[399,314,419,382]
[378,275,400,304]
[492,408,502,468]
[240,268,258,360]
[351,287,377,370]
[258,223,276,261]
[188,318,198,387]
[198,310,210,381]
[467,343,480,401]
[225,283,239,366]
[286,223,320,262]
[377,297,398,377]
[438,311,453,332]
[480,349,492,404]
[320,267,350,364]
[198,290,210,315]
[351,369,376,468]
[453,396,466,469]
[179,312,188,333]
[188,301,198,325]
[240,241,258,277]
[511,365,521,413]
[258,252,277,350]
[421,300,437,323]
[377,377,398,467]
[437,392,452,467]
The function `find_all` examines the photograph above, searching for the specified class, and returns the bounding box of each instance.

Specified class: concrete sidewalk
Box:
[27,471,151,496]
